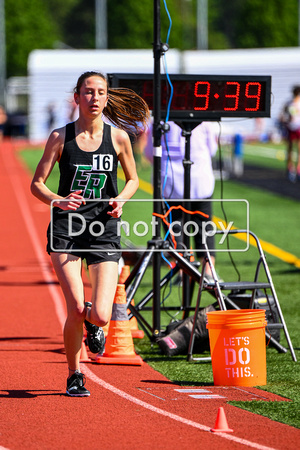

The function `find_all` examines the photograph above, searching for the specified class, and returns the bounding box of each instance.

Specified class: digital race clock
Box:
[108,73,271,121]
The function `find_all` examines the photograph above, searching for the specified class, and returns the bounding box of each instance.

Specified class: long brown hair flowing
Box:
[74,71,150,136]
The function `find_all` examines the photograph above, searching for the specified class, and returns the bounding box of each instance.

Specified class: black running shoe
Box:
[66,372,90,397]
[84,320,105,354]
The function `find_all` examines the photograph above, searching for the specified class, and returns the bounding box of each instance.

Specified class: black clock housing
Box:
[108,73,271,121]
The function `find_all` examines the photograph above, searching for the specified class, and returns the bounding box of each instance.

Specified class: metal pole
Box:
[181,124,193,312]
[197,0,208,50]
[95,0,107,49]
[0,0,6,106]
[152,0,163,338]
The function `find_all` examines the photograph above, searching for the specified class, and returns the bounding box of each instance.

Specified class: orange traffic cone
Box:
[119,265,144,339]
[190,247,195,262]
[118,264,130,284]
[210,407,233,433]
[95,284,143,365]
[80,339,91,362]
[128,299,144,339]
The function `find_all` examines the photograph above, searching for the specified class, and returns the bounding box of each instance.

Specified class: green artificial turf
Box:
[20,142,300,429]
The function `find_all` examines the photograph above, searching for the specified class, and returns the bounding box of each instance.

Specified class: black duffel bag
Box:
[157,304,216,356]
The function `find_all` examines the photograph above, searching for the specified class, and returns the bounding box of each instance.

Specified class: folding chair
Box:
[187,229,297,362]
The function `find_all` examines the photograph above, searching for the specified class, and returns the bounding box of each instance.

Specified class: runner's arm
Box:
[30,128,85,210]
[109,128,139,217]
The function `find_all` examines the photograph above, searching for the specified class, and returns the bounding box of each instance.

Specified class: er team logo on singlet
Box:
[71,165,107,198]
[71,155,113,198]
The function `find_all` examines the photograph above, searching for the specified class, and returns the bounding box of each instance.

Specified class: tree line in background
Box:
[5,0,299,78]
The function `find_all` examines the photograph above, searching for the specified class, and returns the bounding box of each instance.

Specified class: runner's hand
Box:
[53,190,86,210]
[107,199,123,218]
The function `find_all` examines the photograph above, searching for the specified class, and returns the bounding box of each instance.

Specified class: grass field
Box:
[20,140,300,429]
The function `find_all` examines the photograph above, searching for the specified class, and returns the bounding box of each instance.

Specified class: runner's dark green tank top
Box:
[49,122,120,250]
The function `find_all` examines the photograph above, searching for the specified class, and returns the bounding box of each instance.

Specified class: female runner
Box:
[31,71,149,396]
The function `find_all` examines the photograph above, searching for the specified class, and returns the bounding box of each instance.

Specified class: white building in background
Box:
[26,47,300,142]
[27,49,181,142]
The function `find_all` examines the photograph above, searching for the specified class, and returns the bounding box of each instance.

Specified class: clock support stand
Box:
[124,120,218,340]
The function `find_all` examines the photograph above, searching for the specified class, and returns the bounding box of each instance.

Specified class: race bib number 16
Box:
[93,154,113,171]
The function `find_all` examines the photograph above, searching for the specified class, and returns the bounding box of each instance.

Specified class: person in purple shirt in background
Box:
[141,120,219,281]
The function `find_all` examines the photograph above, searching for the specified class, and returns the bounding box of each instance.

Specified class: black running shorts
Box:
[47,234,121,266]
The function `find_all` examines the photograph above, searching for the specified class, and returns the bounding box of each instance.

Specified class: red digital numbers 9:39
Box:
[193,81,262,112]
[163,80,265,113]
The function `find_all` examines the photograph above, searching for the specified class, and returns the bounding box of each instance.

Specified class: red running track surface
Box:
[0,139,299,450]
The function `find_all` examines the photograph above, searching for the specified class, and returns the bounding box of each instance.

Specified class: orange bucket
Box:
[206,309,267,386]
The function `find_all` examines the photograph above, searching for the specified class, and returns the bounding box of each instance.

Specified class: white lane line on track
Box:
[5,147,277,450]
[82,364,276,450]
